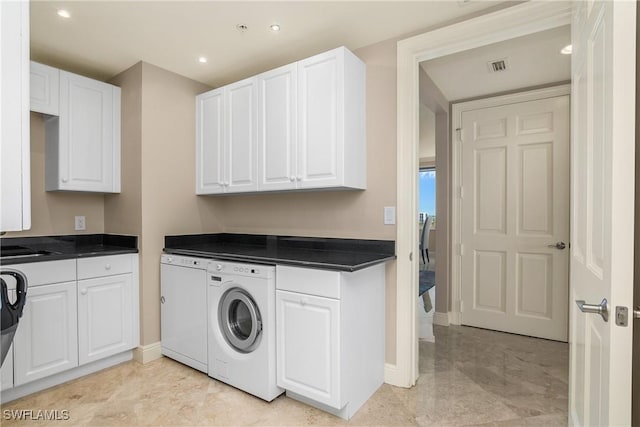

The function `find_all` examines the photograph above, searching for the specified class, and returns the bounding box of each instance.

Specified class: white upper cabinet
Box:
[196,88,225,194]
[297,47,365,190]
[30,61,59,115]
[0,0,30,232]
[197,46,366,195]
[226,78,258,193]
[196,78,257,194]
[45,71,121,193]
[257,64,298,191]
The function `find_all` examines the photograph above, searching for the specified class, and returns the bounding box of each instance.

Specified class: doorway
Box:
[418,166,436,341]
[392,1,573,388]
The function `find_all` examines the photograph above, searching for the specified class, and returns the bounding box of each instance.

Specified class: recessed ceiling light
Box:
[561,44,572,55]
[236,24,248,33]
[270,24,281,32]
[57,9,71,18]
[198,56,208,64]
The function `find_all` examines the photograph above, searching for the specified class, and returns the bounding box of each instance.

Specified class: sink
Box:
[1,245,56,258]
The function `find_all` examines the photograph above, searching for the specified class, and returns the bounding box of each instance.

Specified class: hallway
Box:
[1,326,568,426]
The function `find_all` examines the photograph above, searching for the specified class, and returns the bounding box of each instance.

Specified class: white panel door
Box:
[460,94,570,341]
[77,274,133,365]
[297,49,343,189]
[196,88,225,194]
[568,1,635,425]
[0,0,30,232]
[257,64,297,191]
[14,281,78,385]
[276,290,341,409]
[58,71,120,192]
[226,78,257,193]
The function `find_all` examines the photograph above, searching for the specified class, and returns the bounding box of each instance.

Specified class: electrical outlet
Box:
[74,216,86,231]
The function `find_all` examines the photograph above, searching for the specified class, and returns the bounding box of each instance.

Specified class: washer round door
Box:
[218,287,263,353]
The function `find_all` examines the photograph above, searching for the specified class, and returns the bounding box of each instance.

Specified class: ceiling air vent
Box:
[487,58,509,73]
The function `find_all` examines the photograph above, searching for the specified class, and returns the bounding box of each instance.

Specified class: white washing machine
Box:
[207,260,283,402]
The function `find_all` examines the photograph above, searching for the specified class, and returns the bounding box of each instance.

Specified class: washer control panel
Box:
[160,254,209,269]
[208,261,274,280]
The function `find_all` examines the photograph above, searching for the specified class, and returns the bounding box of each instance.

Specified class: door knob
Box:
[576,298,608,322]
[548,242,566,250]
[634,306,640,319]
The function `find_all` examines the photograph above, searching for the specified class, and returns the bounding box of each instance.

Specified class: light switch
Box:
[384,206,396,225]
[75,216,86,231]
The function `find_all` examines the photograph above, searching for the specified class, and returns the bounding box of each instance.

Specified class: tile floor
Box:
[1,326,568,426]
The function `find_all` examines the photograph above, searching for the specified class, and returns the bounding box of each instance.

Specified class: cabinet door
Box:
[257,64,297,191]
[297,48,344,189]
[30,61,59,115]
[14,281,78,386]
[77,274,133,365]
[226,78,257,193]
[53,71,121,192]
[276,290,341,409]
[196,88,226,194]
[1,287,16,391]
[1,343,13,391]
[0,0,30,232]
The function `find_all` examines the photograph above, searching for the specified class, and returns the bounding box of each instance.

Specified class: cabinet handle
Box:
[105,264,111,270]
[300,299,307,306]
[296,176,302,181]
[161,296,165,304]
[61,178,68,183]
[290,176,295,182]
[81,289,88,295]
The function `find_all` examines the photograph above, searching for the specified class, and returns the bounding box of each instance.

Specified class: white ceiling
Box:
[420,25,571,102]
[31,1,510,88]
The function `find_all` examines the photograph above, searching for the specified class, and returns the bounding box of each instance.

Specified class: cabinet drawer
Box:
[77,254,133,279]
[9,259,76,286]
[276,265,340,299]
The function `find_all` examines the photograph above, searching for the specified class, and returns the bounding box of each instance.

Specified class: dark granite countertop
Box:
[164,234,395,272]
[0,234,138,265]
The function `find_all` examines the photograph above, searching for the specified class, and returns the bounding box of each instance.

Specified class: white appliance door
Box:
[160,264,207,371]
[568,1,636,425]
[218,286,262,353]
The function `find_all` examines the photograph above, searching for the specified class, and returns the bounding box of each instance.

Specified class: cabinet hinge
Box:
[458,243,465,256]
[456,127,463,142]
[458,186,464,199]
[460,300,464,313]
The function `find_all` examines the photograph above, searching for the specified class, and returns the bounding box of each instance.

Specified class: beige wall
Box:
[4,113,105,237]
[106,61,221,345]
[419,104,435,162]
[105,62,143,237]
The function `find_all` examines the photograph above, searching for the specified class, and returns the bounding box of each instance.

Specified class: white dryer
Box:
[207,261,283,402]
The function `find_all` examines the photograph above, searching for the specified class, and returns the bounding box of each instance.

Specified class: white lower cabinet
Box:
[77,274,133,365]
[4,254,138,396]
[275,264,385,420]
[1,344,14,391]
[14,281,78,386]
[276,290,341,408]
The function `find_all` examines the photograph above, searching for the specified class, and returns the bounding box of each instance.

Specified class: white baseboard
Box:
[132,342,162,364]
[384,362,413,388]
[449,311,462,325]
[433,311,450,326]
